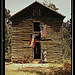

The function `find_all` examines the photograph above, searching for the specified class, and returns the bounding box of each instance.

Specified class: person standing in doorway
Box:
[42,49,47,63]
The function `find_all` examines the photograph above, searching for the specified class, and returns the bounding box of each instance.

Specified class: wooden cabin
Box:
[10,1,65,63]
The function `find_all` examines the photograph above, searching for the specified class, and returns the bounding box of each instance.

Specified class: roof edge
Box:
[10,1,65,20]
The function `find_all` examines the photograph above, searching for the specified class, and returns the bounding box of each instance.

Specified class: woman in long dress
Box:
[42,49,47,63]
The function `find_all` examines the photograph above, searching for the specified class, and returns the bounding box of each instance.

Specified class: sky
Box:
[5,0,71,22]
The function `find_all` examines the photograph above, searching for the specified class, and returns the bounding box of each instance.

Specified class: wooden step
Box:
[33,59,40,61]
[32,59,40,64]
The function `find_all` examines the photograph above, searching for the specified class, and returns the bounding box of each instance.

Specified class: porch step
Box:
[32,59,40,64]
[33,59,40,61]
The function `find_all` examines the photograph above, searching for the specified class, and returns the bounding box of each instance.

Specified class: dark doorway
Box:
[34,42,41,59]
[33,22,40,31]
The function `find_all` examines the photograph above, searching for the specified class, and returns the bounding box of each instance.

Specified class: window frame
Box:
[33,8,40,16]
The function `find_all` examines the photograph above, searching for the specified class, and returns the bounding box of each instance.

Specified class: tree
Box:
[43,0,59,10]
[5,8,12,58]
[5,8,11,18]
[63,19,72,59]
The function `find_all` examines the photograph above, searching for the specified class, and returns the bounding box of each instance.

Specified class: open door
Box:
[34,42,41,59]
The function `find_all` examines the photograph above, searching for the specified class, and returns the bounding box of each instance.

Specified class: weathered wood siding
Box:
[10,2,65,63]
[41,25,63,63]
[11,18,63,63]
[11,20,33,61]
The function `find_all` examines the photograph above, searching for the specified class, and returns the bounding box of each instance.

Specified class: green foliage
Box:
[43,0,59,10]
[5,8,11,18]
[5,8,12,58]
[63,59,71,73]
[63,21,71,59]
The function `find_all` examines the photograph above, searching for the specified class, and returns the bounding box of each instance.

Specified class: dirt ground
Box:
[5,62,71,75]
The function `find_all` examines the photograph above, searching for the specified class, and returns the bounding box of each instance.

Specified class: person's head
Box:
[43,49,45,51]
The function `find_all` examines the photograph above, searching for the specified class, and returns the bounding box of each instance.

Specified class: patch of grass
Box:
[52,70,71,75]
[5,60,71,75]
[5,70,40,75]
[63,59,71,74]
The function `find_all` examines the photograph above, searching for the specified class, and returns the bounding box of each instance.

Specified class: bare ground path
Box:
[5,62,71,75]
